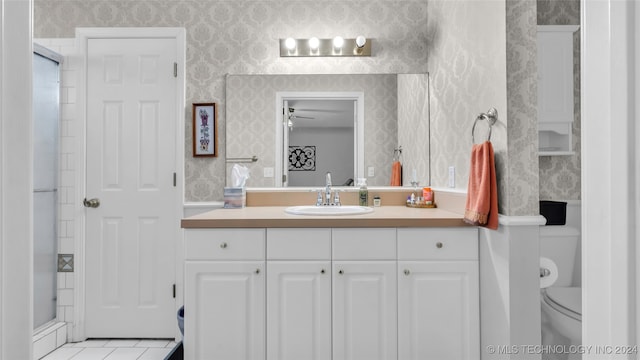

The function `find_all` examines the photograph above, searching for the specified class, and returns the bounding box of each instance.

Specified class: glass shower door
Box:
[33,51,60,329]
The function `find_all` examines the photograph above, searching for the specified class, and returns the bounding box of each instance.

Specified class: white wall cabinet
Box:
[537,25,580,155]
[184,227,478,360]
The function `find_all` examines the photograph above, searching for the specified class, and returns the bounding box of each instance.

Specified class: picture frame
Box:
[192,103,217,157]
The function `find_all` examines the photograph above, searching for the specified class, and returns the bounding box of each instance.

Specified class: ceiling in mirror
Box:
[287,99,354,128]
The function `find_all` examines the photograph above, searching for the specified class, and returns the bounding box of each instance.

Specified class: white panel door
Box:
[398,261,480,360]
[267,261,331,360]
[333,261,397,360]
[185,261,265,360]
[85,38,178,337]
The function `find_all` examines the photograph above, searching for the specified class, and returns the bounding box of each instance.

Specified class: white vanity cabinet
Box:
[266,228,332,360]
[184,229,266,360]
[397,228,480,360]
[332,228,398,360]
[183,226,479,360]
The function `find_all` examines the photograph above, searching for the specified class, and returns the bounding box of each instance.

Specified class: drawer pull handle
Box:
[321,269,326,274]
[255,268,260,274]
[404,269,410,276]
[338,270,344,275]
[436,242,443,249]
[220,242,228,249]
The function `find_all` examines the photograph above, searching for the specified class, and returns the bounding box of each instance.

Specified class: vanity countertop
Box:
[181,206,468,228]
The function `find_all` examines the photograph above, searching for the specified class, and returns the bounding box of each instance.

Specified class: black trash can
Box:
[163,306,184,360]
[177,306,184,337]
[540,200,567,225]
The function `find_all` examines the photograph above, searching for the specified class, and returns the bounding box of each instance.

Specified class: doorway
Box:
[77,28,185,339]
[276,92,364,187]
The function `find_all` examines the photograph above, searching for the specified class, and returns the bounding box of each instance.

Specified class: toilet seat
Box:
[542,287,581,322]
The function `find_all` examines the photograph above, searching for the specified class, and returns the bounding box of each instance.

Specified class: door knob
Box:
[83,198,100,208]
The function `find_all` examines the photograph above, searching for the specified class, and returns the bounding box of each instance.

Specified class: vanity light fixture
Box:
[279,36,372,57]
[285,37,296,50]
[308,37,320,50]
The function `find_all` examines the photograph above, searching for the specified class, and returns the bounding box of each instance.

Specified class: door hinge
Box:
[173,62,177,78]
[172,284,176,298]
[282,174,287,183]
[173,172,177,187]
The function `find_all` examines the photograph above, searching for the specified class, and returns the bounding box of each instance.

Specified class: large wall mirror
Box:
[226,73,430,188]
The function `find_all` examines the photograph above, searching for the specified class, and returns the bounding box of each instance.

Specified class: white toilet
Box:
[540,225,581,360]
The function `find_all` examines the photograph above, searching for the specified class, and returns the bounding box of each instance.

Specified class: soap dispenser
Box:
[358,178,369,206]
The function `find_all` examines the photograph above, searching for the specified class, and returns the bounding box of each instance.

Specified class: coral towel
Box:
[464,141,498,230]
[390,161,402,186]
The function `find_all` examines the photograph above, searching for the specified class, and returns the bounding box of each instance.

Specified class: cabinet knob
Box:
[220,242,228,249]
[404,269,410,276]
[338,270,344,275]
[321,269,326,274]
[436,242,443,249]
[255,268,260,274]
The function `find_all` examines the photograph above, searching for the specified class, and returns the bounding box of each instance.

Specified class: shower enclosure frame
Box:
[33,43,63,332]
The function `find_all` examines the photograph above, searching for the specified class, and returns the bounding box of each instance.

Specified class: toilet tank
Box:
[540,226,580,287]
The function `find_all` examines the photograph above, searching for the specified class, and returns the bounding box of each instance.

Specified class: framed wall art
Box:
[192,103,217,157]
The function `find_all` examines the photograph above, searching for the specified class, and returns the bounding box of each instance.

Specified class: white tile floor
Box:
[41,339,178,360]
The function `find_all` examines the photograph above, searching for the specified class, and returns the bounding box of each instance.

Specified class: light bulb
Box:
[333,36,344,49]
[355,35,367,48]
[285,37,296,50]
[308,37,320,50]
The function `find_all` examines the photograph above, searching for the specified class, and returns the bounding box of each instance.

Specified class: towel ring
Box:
[472,107,498,143]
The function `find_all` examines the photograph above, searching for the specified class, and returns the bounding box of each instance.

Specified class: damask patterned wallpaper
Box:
[537,0,581,201]
[504,0,539,216]
[35,0,548,216]
[428,0,540,216]
[34,0,430,201]
[426,0,510,211]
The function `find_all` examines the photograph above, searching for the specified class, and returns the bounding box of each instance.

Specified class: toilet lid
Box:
[545,287,581,316]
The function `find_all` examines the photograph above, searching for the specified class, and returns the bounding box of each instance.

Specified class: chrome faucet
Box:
[314,172,341,206]
[325,172,332,205]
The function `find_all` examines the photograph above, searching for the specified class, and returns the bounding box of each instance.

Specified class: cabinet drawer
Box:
[185,229,265,260]
[397,228,478,260]
[267,228,331,260]
[332,228,396,260]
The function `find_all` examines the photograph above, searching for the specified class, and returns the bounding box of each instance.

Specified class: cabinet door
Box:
[537,27,576,124]
[398,261,479,360]
[333,261,397,360]
[267,261,331,360]
[184,261,265,360]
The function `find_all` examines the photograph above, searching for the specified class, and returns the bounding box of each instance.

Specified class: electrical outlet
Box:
[264,167,274,178]
[368,167,375,177]
[448,166,455,188]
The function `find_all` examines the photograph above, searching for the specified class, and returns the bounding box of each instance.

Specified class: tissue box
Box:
[224,187,246,208]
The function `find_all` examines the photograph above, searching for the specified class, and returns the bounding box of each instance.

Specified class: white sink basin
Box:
[285,205,374,216]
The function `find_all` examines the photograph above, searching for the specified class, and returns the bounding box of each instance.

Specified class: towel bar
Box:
[472,107,498,143]
[226,156,258,163]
